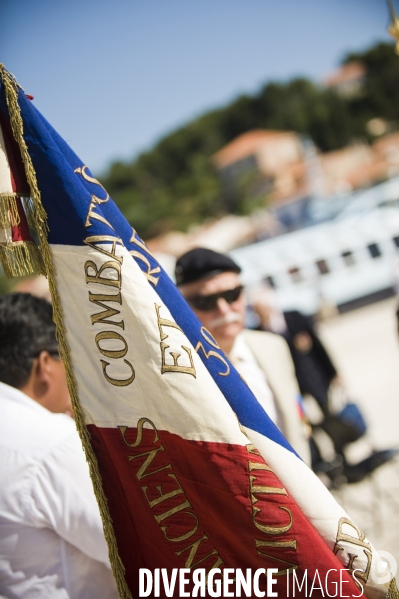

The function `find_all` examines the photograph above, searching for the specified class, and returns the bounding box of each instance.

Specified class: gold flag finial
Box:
[387,0,399,54]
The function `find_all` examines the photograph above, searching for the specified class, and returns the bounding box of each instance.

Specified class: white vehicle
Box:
[230,206,399,315]
[307,176,399,224]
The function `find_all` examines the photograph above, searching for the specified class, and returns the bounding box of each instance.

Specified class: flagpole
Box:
[387,0,399,53]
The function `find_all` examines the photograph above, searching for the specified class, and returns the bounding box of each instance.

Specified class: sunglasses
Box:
[187,285,244,312]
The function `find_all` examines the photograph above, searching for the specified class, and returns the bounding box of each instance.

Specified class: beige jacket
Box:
[241,329,311,465]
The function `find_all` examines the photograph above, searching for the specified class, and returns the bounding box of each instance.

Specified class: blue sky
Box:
[0,0,393,175]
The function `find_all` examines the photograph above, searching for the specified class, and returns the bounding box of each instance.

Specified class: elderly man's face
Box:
[180,271,245,352]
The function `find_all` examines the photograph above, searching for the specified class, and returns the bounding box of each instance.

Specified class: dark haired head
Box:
[0,293,58,389]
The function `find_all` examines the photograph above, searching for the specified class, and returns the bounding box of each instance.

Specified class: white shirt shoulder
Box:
[0,382,118,599]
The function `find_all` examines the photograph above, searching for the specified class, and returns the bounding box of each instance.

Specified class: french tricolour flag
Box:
[0,65,392,599]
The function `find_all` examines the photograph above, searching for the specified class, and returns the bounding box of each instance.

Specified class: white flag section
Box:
[53,243,248,441]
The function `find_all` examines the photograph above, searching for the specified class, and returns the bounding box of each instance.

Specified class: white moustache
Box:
[208,312,242,328]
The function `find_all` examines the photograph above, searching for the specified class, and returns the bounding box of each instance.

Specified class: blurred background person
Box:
[175,247,311,464]
[251,285,340,417]
[0,293,118,599]
[250,284,399,484]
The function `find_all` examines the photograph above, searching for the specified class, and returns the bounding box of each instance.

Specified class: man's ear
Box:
[31,351,53,400]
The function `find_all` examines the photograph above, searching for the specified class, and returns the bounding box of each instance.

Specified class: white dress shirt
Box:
[229,333,282,429]
[0,382,119,599]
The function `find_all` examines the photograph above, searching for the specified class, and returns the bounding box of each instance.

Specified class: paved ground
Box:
[316,298,399,564]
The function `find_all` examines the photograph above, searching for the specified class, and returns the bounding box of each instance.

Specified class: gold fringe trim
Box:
[0,192,21,228]
[0,64,132,599]
[21,195,37,229]
[387,578,399,599]
[0,241,45,278]
[0,193,38,230]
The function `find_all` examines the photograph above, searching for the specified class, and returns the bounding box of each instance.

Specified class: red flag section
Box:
[90,423,364,598]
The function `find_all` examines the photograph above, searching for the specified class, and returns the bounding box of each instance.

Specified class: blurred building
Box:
[146,212,282,261]
[319,143,375,195]
[146,127,399,268]
[211,128,399,223]
[212,129,306,206]
[372,132,399,178]
[323,61,366,99]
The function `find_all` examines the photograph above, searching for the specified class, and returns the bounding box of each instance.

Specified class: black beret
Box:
[175,248,241,286]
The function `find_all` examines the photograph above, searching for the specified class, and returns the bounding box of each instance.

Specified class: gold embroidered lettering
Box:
[85,202,115,230]
[255,539,298,575]
[155,499,192,524]
[101,359,135,386]
[155,304,196,377]
[176,534,224,570]
[256,539,297,550]
[334,517,372,586]
[143,472,185,508]
[250,471,292,535]
[248,461,274,473]
[84,235,124,265]
[246,443,262,456]
[120,419,224,571]
[162,512,199,543]
[245,443,298,573]
[129,445,171,481]
[130,250,161,286]
[250,479,288,496]
[75,166,115,230]
[130,228,156,258]
[85,260,121,289]
[118,419,159,448]
[84,248,133,386]
[89,292,124,329]
[95,330,128,359]
[75,166,110,199]
[195,327,230,376]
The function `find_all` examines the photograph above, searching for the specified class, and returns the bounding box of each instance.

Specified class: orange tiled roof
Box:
[324,61,366,88]
[212,129,293,169]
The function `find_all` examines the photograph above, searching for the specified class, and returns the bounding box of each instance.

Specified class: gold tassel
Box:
[0,64,132,599]
[21,195,37,229]
[0,192,21,228]
[0,241,45,278]
[387,578,399,599]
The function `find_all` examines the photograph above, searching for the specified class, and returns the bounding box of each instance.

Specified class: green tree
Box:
[345,42,399,136]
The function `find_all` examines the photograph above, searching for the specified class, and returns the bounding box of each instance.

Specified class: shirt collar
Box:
[229,332,254,364]
[0,380,50,414]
